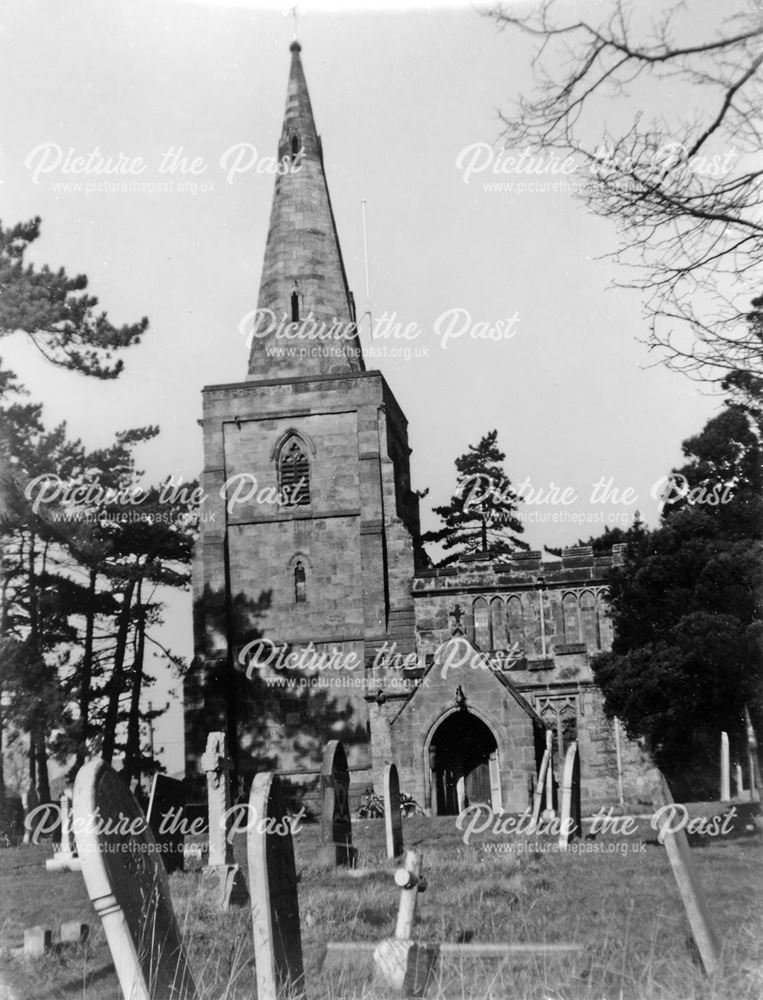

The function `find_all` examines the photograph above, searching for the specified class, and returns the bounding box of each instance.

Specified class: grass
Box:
[0,815,761,1000]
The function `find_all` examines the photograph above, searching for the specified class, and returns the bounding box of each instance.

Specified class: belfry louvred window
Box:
[279,437,310,505]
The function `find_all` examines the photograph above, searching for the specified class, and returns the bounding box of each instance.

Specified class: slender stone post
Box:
[542,729,555,819]
[720,732,731,802]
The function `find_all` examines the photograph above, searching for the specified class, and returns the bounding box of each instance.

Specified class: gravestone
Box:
[200,731,248,908]
[374,850,438,998]
[651,772,720,975]
[383,763,404,860]
[45,791,82,872]
[319,740,354,866]
[24,927,52,958]
[147,774,186,874]
[72,758,199,1000]
[247,772,305,1000]
[542,729,555,819]
[720,732,731,801]
[558,741,581,850]
[530,747,550,827]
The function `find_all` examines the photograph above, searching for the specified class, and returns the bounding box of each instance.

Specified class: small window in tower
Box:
[291,134,300,156]
[291,291,300,322]
[279,436,310,505]
[294,561,307,603]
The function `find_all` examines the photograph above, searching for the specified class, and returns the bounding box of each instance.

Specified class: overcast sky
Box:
[0,0,727,772]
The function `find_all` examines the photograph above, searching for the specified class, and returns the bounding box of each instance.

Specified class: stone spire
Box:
[247,41,364,379]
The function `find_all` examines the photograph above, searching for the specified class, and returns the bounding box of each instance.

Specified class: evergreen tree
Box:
[0,218,147,378]
[423,430,527,564]
[591,393,762,798]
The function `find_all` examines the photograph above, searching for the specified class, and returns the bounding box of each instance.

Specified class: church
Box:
[184,41,650,816]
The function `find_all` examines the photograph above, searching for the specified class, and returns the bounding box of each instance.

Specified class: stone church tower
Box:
[186,40,651,814]
[185,41,423,791]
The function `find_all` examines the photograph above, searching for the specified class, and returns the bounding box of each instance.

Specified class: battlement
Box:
[413,544,626,591]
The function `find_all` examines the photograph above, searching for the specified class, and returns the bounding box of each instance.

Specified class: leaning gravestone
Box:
[200,731,248,908]
[319,740,354,866]
[383,763,404,860]
[147,774,186,875]
[72,759,198,1000]
[651,771,721,975]
[247,772,305,1000]
[558,742,581,850]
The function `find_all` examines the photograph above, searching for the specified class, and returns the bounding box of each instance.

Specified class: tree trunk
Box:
[76,567,98,770]
[0,699,6,836]
[101,577,136,764]
[34,726,51,802]
[123,578,146,784]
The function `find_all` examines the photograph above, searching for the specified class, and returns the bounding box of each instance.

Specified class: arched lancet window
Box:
[580,591,599,650]
[291,134,300,156]
[596,589,614,650]
[490,597,506,650]
[473,597,490,650]
[562,592,580,643]
[294,561,307,603]
[291,291,300,322]
[506,595,524,644]
[279,436,310,506]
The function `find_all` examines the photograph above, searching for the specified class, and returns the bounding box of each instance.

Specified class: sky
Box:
[0,0,728,773]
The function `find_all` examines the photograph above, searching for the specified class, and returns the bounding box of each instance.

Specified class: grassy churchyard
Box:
[0,813,761,1000]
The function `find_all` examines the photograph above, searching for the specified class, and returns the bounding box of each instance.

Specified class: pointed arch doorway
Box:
[427,709,502,815]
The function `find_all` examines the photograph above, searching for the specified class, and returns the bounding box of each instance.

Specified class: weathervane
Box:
[285,5,300,41]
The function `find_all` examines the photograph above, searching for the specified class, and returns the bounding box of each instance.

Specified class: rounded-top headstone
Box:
[247,772,305,1000]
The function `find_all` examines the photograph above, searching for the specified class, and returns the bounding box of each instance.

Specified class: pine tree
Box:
[423,429,527,564]
[0,218,147,378]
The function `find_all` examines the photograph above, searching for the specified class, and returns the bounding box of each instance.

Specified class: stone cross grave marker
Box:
[147,774,186,875]
[558,741,581,850]
[384,763,404,860]
[45,790,82,872]
[201,731,248,908]
[247,772,305,1000]
[72,758,199,1000]
[651,771,721,975]
[320,739,354,866]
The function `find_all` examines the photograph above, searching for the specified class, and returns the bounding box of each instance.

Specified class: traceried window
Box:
[562,592,581,643]
[580,591,600,649]
[506,595,524,645]
[294,561,307,603]
[473,598,490,650]
[596,589,614,649]
[537,695,578,761]
[279,436,310,506]
[490,597,507,650]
